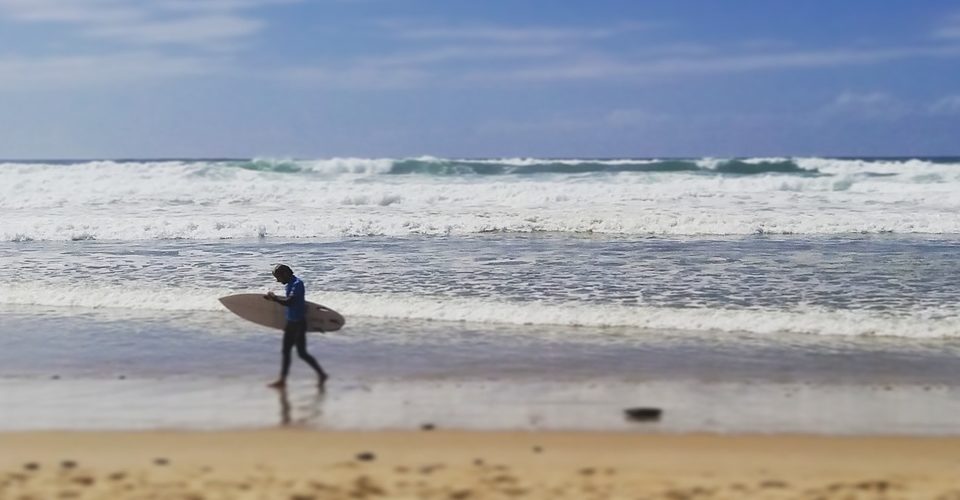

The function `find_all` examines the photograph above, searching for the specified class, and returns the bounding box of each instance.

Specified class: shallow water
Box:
[3,234,960,338]
[4,158,960,433]
[3,302,960,433]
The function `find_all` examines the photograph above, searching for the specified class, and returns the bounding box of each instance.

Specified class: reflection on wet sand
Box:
[277,386,325,427]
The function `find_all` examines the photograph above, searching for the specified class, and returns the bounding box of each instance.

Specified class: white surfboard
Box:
[218,294,345,332]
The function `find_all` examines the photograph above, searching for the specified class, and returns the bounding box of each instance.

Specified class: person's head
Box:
[272,264,294,284]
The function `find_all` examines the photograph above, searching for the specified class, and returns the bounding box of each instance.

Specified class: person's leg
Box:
[268,323,296,388]
[293,321,327,384]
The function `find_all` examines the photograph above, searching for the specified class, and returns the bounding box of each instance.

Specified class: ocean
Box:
[2,156,960,433]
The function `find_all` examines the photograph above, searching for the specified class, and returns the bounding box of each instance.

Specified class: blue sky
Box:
[0,0,958,158]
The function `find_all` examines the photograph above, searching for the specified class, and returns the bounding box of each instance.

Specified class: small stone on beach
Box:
[23,462,39,471]
[624,407,662,422]
[355,452,376,462]
[153,458,170,466]
[60,460,77,469]
[421,423,436,431]
[72,476,95,486]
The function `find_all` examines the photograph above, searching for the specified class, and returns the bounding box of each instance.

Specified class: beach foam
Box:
[2,157,959,240]
[3,284,959,339]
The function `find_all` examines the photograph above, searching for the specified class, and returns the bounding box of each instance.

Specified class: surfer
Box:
[264,264,328,389]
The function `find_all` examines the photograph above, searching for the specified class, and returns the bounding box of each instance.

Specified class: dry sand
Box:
[2,430,960,499]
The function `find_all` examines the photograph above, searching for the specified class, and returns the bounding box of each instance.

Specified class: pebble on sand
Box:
[356,452,376,462]
[623,407,663,422]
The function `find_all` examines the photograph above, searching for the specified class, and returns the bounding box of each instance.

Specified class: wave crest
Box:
[3,156,960,240]
[2,285,959,339]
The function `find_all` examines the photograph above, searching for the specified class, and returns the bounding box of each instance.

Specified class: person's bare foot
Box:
[318,372,328,387]
[267,379,286,389]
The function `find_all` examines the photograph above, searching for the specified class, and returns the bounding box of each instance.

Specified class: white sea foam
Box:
[1,157,959,240]
[254,157,396,175]
[2,284,959,339]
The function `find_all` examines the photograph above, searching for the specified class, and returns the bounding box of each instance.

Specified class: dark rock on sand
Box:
[623,407,662,422]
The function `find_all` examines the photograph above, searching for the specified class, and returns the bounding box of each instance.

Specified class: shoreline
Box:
[4,375,960,435]
[2,430,959,499]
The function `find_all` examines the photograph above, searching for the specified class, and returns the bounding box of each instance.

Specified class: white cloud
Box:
[387,21,651,44]
[272,38,960,89]
[360,45,567,67]
[0,52,213,89]
[0,0,141,24]
[273,44,574,89]
[819,91,911,120]
[832,91,896,107]
[0,0,293,49]
[275,14,960,89]
[86,14,263,46]
[456,44,960,84]
[278,64,431,89]
[933,13,960,39]
[930,95,960,114]
[157,0,300,13]
[0,0,301,87]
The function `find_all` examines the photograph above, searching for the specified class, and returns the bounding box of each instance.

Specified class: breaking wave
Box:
[1,156,959,241]
[2,284,959,339]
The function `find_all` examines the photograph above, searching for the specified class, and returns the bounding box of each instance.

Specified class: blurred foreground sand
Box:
[2,430,959,499]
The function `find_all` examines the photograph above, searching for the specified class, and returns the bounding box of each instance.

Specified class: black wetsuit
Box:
[278,275,325,379]
[280,319,324,379]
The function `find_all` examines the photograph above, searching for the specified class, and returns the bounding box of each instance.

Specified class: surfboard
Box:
[218,294,345,332]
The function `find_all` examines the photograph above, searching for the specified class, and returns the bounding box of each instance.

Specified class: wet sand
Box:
[2,430,960,499]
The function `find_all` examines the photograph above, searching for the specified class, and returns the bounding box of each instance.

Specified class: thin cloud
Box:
[86,14,263,46]
[279,64,431,89]
[274,42,960,89]
[833,91,895,106]
[933,12,960,39]
[820,91,911,119]
[157,0,301,13]
[0,0,142,24]
[930,95,960,114]
[460,44,960,83]
[0,0,296,87]
[0,0,289,50]
[0,52,213,89]
[274,13,960,89]
[383,20,652,44]
[359,45,568,68]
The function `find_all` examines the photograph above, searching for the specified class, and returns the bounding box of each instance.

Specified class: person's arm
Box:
[265,282,304,306]
[264,291,291,306]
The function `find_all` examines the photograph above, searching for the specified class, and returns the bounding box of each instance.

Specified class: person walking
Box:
[264,264,328,388]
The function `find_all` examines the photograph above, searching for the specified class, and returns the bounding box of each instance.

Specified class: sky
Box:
[0,0,958,158]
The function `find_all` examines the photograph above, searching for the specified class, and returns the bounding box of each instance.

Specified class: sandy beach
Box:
[2,430,959,499]
[4,0,960,497]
